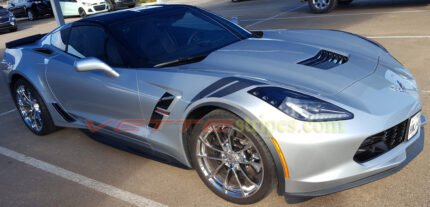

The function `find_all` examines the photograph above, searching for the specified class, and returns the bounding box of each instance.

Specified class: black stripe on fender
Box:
[191,77,264,102]
[190,77,237,102]
[209,78,264,98]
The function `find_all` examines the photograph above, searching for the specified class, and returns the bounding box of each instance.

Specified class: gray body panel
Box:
[1,26,425,196]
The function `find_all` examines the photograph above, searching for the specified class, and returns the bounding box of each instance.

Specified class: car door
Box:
[45,24,143,134]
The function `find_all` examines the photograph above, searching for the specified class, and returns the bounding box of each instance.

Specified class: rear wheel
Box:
[190,110,276,204]
[308,0,337,13]
[128,4,135,8]
[13,79,57,136]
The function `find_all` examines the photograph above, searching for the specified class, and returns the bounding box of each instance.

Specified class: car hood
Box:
[189,29,385,96]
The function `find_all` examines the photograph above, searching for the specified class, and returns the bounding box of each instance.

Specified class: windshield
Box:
[109,6,251,68]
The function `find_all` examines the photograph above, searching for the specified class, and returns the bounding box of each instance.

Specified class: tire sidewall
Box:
[189,110,276,204]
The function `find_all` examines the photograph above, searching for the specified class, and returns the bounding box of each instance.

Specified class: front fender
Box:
[183,98,288,195]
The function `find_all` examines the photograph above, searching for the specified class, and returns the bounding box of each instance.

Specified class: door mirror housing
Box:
[74,57,120,78]
[230,17,239,24]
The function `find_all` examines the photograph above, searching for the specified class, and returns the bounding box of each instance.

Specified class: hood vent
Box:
[298,50,348,69]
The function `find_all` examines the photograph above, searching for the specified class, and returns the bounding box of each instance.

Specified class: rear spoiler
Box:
[5,33,47,49]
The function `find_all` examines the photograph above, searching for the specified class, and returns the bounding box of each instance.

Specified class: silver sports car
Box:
[1,4,427,204]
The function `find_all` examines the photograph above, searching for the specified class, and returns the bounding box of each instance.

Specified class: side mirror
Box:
[230,17,239,24]
[74,57,119,78]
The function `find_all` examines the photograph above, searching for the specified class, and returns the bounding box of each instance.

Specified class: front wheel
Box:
[308,0,337,13]
[190,110,276,204]
[106,0,114,11]
[13,79,57,136]
[79,8,87,18]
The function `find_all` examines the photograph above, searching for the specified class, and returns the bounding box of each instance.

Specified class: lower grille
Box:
[94,5,106,11]
[354,120,408,163]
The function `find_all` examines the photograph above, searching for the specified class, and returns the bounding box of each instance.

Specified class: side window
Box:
[67,26,123,66]
[67,26,105,59]
[50,28,70,51]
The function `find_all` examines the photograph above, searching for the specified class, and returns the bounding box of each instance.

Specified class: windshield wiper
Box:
[154,54,208,68]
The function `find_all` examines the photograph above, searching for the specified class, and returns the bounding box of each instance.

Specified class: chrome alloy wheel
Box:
[312,0,331,9]
[196,123,264,198]
[16,85,43,132]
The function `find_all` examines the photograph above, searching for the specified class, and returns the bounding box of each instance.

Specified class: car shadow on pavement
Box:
[335,0,429,11]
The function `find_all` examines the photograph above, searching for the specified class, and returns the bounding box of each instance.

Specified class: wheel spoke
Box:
[198,135,223,153]
[238,165,257,186]
[17,89,32,106]
[211,125,225,151]
[232,168,245,196]
[197,154,224,161]
[223,168,231,193]
[225,126,234,151]
[209,161,225,178]
[236,143,253,154]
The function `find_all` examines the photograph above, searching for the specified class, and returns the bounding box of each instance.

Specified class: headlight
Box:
[249,87,354,122]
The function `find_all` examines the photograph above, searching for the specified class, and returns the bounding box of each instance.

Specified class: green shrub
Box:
[139,0,156,3]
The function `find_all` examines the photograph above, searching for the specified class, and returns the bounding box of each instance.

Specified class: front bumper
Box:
[286,124,424,197]
[85,4,108,15]
[283,114,426,197]
[0,20,16,30]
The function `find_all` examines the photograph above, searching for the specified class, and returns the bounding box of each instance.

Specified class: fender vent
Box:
[298,50,348,69]
[149,92,175,129]
[52,103,76,122]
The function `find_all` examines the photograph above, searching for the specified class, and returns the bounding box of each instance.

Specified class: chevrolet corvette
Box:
[1,4,426,204]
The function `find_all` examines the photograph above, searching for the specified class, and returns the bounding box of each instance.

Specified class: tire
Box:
[190,109,276,204]
[308,0,337,13]
[79,8,87,18]
[9,26,17,32]
[338,0,353,6]
[12,79,57,136]
[27,9,34,21]
[128,4,135,8]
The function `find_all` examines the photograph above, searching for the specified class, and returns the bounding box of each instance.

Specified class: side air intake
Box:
[148,92,175,129]
[298,50,348,69]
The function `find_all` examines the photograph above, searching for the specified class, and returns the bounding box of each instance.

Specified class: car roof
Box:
[75,4,192,27]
